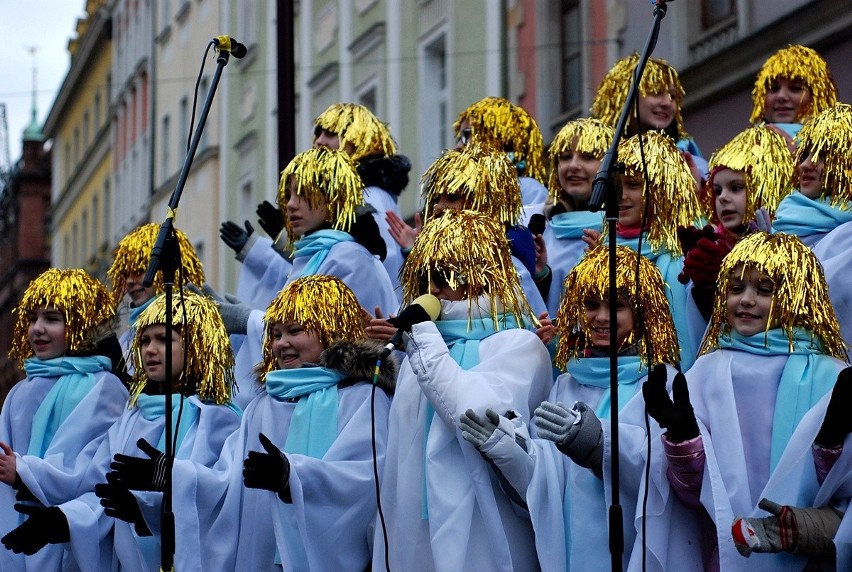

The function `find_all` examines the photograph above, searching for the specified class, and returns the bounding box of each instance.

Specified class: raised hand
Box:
[256,200,285,239]
[385,211,421,250]
[535,401,603,471]
[1,504,70,555]
[459,409,500,450]
[642,364,699,443]
[94,472,151,535]
[220,220,254,254]
[110,438,167,492]
[243,433,291,502]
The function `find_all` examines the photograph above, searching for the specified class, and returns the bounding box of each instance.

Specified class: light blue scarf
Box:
[265,366,346,458]
[616,234,693,369]
[290,230,354,279]
[135,394,200,454]
[717,328,839,470]
[128,296,157,327]
[566,355,647,420]
[265,366,345,566]
[550,211,604,240]
[24,356,112,457]
[421,314,518,519]
[773,191,852,241]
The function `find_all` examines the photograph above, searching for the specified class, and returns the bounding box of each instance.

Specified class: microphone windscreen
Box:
[410,294,442,321]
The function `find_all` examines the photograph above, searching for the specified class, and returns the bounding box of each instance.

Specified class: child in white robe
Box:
[459,244,681,571]
[642,232,849,571]
[373,209,552,571]
[0,269,129,571]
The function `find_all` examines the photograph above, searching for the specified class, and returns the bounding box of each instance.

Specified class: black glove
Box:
[257,200,285,239]
[642,364,700,443]
[815,367,852,448]
[1,504,70,555]
[387,303,432,333]
[243,433,291,503]
[94,472,152,536]
[110,438,167,492]
[13,476,38,503]
[220,220,255,254]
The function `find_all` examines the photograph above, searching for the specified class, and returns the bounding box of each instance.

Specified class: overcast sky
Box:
[1,1,85,163]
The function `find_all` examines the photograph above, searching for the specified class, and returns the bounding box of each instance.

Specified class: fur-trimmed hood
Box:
[357,154,412,197]
[320,339,397,394]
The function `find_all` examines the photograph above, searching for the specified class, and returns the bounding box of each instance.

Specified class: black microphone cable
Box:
[371,356,391,572]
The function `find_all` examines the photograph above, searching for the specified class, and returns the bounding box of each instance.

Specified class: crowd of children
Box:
[1,43,850,571]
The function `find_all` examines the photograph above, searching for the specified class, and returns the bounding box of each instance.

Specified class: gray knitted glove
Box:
[460,409,499,449]
[534,401,603,476]
[188,283,252,334]
[732,498,843,560]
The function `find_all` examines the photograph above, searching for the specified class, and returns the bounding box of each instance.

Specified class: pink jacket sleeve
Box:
[663,434,705,510]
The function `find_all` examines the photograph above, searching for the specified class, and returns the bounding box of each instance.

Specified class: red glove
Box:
[676,225,705,258]
[678,226,735,287]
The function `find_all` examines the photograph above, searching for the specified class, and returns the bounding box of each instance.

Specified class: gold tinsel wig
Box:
[400,209,533,328]
[707,125,795,222]
[591,54,689,141]
[554,245,680,370]
[277,146,365,245]
[313,102,397,161]
[547,118,615,204]
[700,232,846,360]
[257,275,368,381]
[107,224,205,308]
[750,45,838,125]
[792,103,852,208]
[453,97,546,182]
[421,142,523,226]
[127,290,235,406]
[11,268,115,366]
[618,130,703,254]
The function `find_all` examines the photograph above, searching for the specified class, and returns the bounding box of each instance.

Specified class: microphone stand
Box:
[142,47,233,572]
[586,2,671,571]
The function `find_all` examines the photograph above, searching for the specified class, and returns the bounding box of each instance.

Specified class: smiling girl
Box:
[642,232,850,570]
[0,269,128,570]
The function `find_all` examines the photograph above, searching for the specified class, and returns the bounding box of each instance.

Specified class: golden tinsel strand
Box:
[106,224,205,308]
[793,103,852,209]
[453,97,546,183]
[127,290,235,406]
[277,147,365,247]
[547,118,614,203]
[553,245,680,370]
[400,209,534,329]
[591,54,689,140]
[11,268,115,367]
[750,45,838,125]
[701,232,847,360]
[707,125,795,222]
[421,142,523,226]
[314,102,397,161]
[258,275,368,382]
[618,131,703,254]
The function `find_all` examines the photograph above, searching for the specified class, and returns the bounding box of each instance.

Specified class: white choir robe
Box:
[172,382,391,571]
[0,371,127,572]
[636,350,847,571]
[525,365,677,572]
[374,320,552,571]
[236,235,293,312]
[15,395,239,572]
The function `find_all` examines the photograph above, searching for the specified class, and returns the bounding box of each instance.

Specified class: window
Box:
[420,33,448,155]
[103,179,111,243]
[81,209,88,263]
[560,0,582,113]
[702,0,735,29]
[73,128,80,165]
[94,93,101,131]
[238,0,258,46]
[180,96,189,153]
[64,143,71,183]
[162,114,171,177]
[72,223,79,267]
[92,196,99,249]
[199,77,209,150]
[83,111,90,150]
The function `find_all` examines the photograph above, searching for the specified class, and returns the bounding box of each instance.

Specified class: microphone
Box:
[379,294,442,359]
[213,35,248,59]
